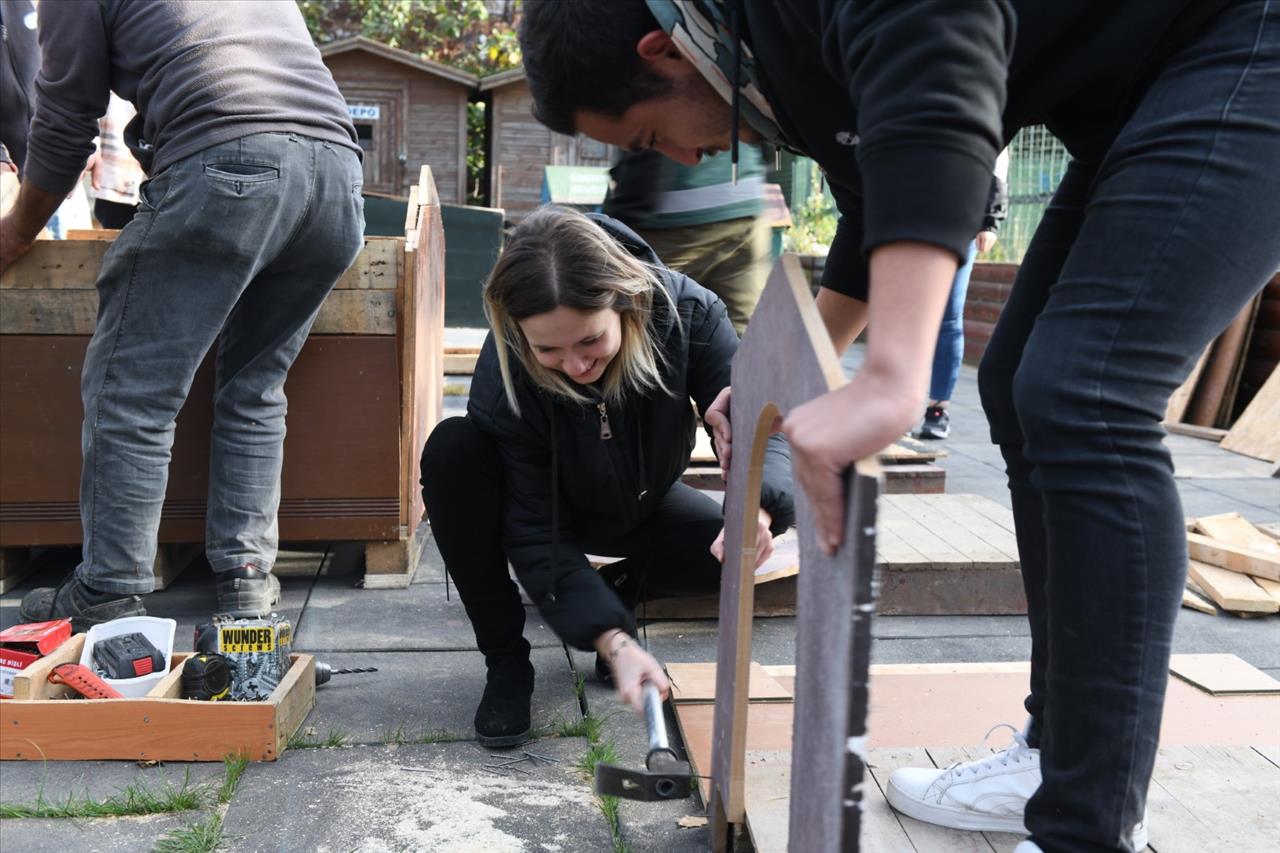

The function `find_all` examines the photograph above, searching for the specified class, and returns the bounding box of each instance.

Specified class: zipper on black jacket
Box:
[596,402,613,440]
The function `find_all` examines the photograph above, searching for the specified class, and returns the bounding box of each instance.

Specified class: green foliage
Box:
[297,0,521,76]
[467,101,488,204]
[784,162,838,256]
[217,754,249,805]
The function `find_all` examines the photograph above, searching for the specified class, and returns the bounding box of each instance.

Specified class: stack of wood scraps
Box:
[1182,512,1280,617]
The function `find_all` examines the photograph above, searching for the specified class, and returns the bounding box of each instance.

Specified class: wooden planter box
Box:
[0,634,315,761]
[0,168,446,587]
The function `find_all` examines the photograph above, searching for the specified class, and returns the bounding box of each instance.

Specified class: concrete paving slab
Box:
[1183,478,1280,516]
[0,759,225,809]
[871,634,1034,665]
[294,574,560,653]
[0,811,213,853]
[409,527,447,584]
[220,738,612,853]
[295,647,581,745]
[566,649,712,853]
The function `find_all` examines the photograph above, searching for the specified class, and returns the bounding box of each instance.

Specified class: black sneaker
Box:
[215,565,281,617]
[474,654,535,748]
[19,574,146,633]
[916,406,951,440]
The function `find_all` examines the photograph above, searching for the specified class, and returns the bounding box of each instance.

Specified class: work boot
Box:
[215,565,281,617]
[474,654,535,748]
[19,574,146,633]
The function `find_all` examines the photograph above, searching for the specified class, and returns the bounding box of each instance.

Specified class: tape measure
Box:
[181,653,232,701]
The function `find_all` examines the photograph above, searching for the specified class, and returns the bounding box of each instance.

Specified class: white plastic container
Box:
[78,616,177,698]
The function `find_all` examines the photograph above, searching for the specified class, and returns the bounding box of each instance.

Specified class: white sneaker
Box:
[885,724,1041,833]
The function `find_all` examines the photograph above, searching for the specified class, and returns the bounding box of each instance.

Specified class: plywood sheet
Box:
[1221,365,1280,462]
[1169,653,1280,695]
[667,662,793,704]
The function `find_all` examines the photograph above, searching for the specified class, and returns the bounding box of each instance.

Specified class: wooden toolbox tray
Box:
[0,634,315,762]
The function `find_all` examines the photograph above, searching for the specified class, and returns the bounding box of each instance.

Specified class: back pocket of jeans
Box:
[203,163,279,194]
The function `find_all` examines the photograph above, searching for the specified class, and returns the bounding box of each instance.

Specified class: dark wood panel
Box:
[0,335,401,546]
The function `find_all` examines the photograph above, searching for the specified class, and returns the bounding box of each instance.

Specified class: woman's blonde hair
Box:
[484,206,674,414]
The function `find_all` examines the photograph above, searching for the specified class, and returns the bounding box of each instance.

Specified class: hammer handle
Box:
[643,683,676,764]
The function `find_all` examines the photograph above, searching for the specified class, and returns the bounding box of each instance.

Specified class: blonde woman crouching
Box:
[420,206,794,746]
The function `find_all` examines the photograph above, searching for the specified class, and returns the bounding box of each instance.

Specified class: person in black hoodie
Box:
[517,2,1280,851]
[421,206,794,747]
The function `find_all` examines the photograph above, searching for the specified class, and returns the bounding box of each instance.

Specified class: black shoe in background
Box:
[18,574,146,633]
[916,406,951,440]
[474,654,535,748]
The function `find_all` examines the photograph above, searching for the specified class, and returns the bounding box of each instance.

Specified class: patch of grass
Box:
[153,812,224,853]
[576,740,621,777]
[573,670,586,702]
[0,770,204,819]
[553,712,603,742]
[286,727,351,750]
[218,754,249,805]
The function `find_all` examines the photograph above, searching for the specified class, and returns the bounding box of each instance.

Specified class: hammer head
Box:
[594,755,692,801]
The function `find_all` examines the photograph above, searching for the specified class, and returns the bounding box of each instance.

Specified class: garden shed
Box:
[479,67,615,220]
[319,36,475,203]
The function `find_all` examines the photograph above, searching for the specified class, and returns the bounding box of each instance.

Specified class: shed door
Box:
[344,91,403,195]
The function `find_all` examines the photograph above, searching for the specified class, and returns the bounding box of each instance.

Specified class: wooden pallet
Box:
[0,634,315,762]
[671,661,1280,852]
[639,493,1024,619]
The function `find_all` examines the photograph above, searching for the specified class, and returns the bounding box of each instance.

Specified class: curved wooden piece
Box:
[707,255,881,851]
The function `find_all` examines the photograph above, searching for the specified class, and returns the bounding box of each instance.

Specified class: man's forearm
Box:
[815,287,870,354]
[863,241,957,403]
[7,181,65,242]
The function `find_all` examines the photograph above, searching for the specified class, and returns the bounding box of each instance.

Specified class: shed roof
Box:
[477,67,526,92]
[319,36,478,88]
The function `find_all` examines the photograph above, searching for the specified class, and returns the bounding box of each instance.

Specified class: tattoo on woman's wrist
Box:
[608,632,633,664]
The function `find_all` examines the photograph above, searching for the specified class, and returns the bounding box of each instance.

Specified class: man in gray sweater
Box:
[0,1,365,629]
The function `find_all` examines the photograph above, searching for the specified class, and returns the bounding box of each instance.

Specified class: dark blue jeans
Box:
[978,3,1280,850]
[76,133,364,592]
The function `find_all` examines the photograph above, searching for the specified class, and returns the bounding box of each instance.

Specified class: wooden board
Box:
[1186,533,1280,582]
[1165,346,1210,424]
[1165,422,1228,442]
[1186,296,1260,427]
[690,427,944,466]
[1186,559,1278,614]
[1254,576,1280,607]
[667,662,793,704]
[1192,513,1280,553]
[1169,654,1280,695]
[1181,587,1217,615]
[707,255,879,853]
[1220,365,1280,462]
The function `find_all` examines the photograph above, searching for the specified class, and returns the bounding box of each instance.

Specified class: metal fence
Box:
[995,125,1072,263]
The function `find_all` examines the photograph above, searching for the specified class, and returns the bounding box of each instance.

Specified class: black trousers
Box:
[976,3,1280,850]
[420,416,724,659]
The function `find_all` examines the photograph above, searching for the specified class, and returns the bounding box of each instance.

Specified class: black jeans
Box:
[420,416,724,660]
[977,3,1280,851]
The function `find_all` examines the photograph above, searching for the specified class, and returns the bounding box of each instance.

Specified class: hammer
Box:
[594,683,693,801]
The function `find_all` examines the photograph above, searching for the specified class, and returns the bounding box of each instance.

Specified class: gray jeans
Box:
[76,132,364,593]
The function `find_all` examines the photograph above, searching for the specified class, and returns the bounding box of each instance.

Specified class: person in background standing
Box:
[86,93,145,229]
[916,149,1009,440]
[604,146,769,335]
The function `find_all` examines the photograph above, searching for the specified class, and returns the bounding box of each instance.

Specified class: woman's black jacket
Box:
[467,215,795,650]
